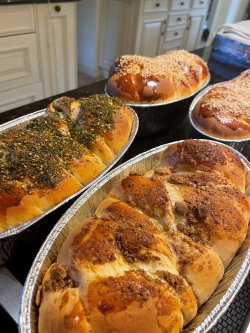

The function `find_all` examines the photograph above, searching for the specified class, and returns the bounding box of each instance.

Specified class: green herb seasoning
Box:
[73,94,121,147]
[0,94,123,192]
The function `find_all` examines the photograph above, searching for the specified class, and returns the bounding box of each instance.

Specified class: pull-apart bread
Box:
[106,50,209,104]
[38,140,250,333]
[0,95,133,233]
[191,69,250,140]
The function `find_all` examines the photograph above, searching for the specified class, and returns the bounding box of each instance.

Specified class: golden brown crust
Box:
[102,106,133,154]
[157,140,246,192]
[106,50,209,104]
[38,263,89,333]
[0,171,82,232]
[87,271,183,333]
[191,69,250,140]
[0,95,133,233]
[38,140,249,333]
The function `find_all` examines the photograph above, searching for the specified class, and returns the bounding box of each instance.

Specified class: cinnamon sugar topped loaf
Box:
[106,50,209,104]
[191,69,250,140]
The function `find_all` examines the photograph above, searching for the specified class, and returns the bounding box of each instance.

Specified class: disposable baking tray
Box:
[20,139,250,333]
[189,83,250,160]
[0,108,139,263]
[105,74,210,137]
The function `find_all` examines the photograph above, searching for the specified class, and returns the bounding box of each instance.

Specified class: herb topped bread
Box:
[0,95,134,232]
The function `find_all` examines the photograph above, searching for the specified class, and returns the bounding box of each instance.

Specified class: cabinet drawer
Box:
[163,39,183,52]
[144,0,167,12]
[169,0,191,10]
[0,82,44,113]
[0,34,40,92]
[192,0,209,8]
[168,12,188,26]
[165,26,185,41]
[0,5,35,37]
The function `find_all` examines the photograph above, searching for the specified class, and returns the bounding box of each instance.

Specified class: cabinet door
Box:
[0,5,35,37]
[36,3,77,97]
[0,33,40,93]
[185,15,204,50]
[0,82,44,113]
[139,18,166,57]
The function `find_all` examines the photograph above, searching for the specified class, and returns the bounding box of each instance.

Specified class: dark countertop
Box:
[0,46,250,332]
[0,0,79,5]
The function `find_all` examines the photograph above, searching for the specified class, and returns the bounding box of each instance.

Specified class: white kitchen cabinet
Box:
[185,14,204,50]
[0,33,40,93]
[81,0,210,78]
[36,3,77,98]
[99,0,168,76]
[0,82,44,114]
[0,3,77,113]
[139,19,165,56]
[0,5,35,37]
[136,14,166,57]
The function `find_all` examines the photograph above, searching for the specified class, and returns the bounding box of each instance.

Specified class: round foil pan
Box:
[189,83,250,161]
[0,108,139,264]
[105,74,210,137]
[20,139,250,333]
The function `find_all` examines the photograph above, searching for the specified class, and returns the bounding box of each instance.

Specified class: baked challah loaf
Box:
[191,69,250,140]
[0,95,133,232]
[38,140,250,333]
[106,50,209,104]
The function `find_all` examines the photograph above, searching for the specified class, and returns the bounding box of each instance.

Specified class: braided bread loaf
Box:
[0,95,133,233]
[38,140,250,333]
[106,50,209,104]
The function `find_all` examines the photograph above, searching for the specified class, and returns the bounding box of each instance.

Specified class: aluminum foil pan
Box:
[0,108,139,263]
[189,83,250,161]
[20,139,250,333]
[105,74,210,137]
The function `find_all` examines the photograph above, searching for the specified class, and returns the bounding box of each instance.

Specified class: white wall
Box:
[226,0,249,22]
[77,0,102,77]
[207,0,249,44]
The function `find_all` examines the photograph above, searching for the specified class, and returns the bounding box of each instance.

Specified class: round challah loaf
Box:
[38,140,250,333]
[191,69,250,140]
[106,50,209,104]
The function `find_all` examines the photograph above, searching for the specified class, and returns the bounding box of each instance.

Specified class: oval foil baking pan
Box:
[0,108,139,241]
[189,83,250,160]
[20,139,250,333]
[105,74,210,137]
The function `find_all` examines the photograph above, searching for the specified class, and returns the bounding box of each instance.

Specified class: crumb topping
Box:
[176,140,226,166]
[71,203,163,265]
[43,263,75,292]
[87,270,178,316]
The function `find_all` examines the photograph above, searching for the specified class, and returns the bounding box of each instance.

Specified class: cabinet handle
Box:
[177,17,182,21]
[199,1,204,3]
[180,1,184,5]
[155,2,160,7]
[54,5,61,12]
[174,32,179,36]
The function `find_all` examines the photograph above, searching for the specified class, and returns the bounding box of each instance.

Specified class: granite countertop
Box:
[0,0,79,5]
